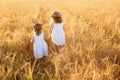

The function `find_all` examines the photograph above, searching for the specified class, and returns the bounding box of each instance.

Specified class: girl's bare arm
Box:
[49,23,53,33]
[31,36,35,43]
[44,33,48,40]
[63,24,65,31]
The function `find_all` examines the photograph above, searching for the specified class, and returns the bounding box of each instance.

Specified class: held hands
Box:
[47,34,51,39]
[44,34,51,40]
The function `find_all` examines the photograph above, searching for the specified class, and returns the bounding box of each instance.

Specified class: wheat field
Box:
[0,0,120,80]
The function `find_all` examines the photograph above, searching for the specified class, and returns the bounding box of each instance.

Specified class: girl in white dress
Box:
[49,11,66,54]
[33,23,48,59]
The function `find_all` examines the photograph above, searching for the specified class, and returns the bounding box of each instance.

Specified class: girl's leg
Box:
[54,44,60,54]
[59,45,64,52]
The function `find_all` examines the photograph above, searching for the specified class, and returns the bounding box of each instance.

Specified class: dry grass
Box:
[0,0,120,80]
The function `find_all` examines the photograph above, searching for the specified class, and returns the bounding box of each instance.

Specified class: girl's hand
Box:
[30,39,33,43]
[45,36,50,40]
[48,34,51,39]
[44,34,51,40]
[31,36,34,43]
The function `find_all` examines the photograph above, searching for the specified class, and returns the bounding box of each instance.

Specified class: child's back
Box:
[49,11,66,54]
[33,23,48,59]
[52,23,65,45]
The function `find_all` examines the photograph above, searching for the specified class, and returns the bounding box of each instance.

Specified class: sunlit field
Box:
[0,0,120,80]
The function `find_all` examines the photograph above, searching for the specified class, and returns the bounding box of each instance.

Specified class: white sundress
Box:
[33,32,48,58]
[52,23,65,46]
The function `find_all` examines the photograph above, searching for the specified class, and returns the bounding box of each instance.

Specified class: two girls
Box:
[33,11,65,59]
